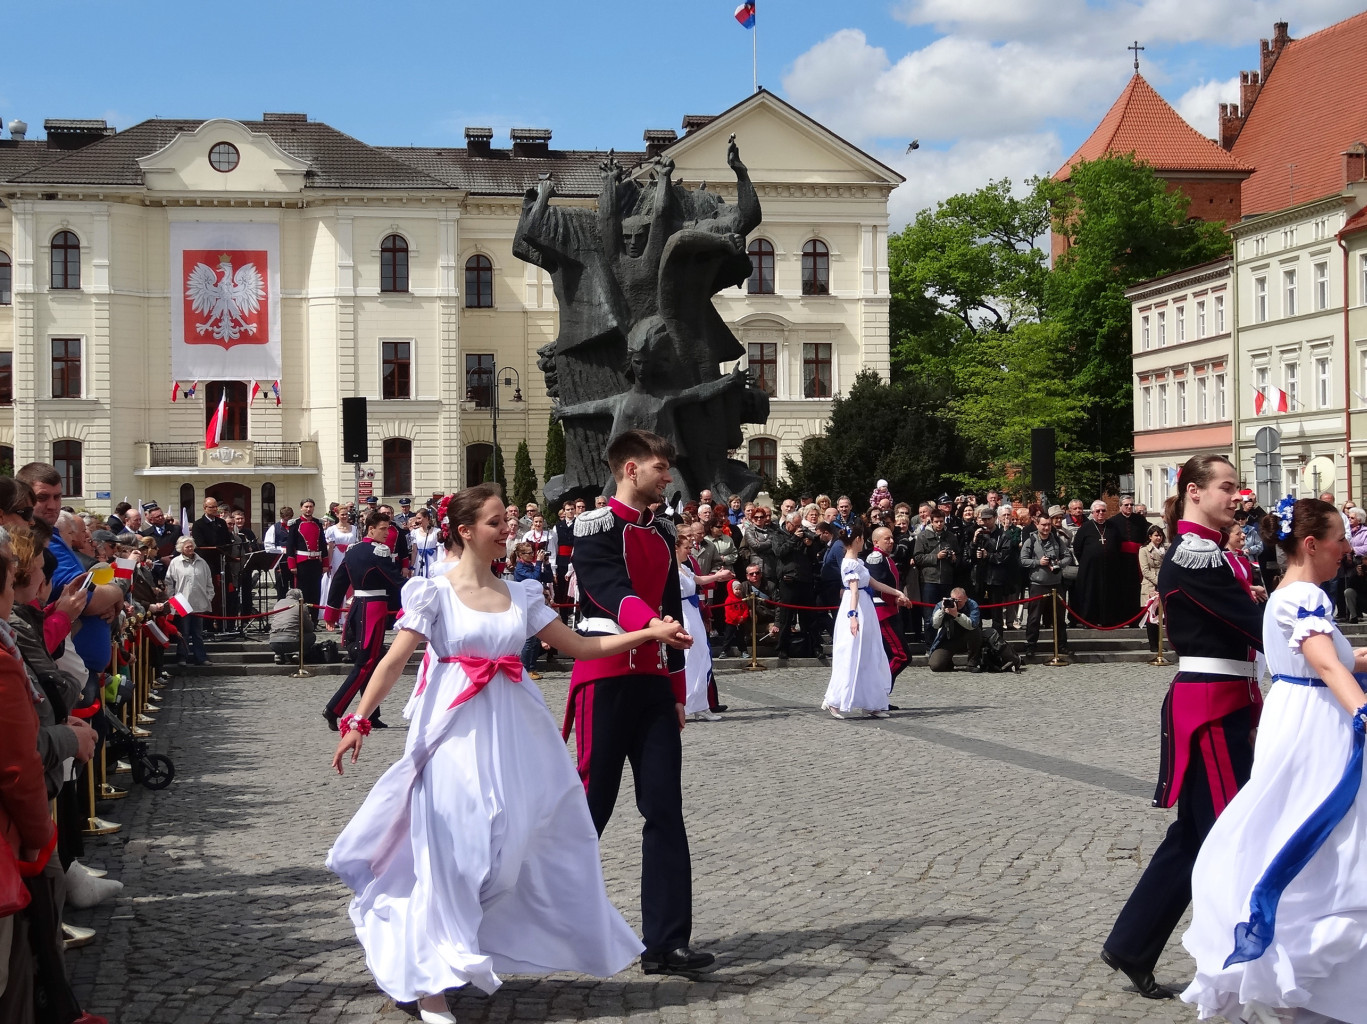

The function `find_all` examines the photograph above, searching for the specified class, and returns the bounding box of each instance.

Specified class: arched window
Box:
[52,440,82,496]
[205,381,249,441]
[179,484,195,522]
[465,442,493,488]
[801,239,829,296]
[747,438,777,483]
[747,239,775,294]
[51,231,81,290]
[465,254,493,308]
[383,437,412,496]
[0,251,11,304]
[380,234,409,293]
[260,482,277,529]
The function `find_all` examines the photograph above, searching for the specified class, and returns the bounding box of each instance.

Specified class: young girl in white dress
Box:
[676,522,732,722]
[408,506,442,578]
[327,483,692,1024]
[820,520,909,720]
[1182,497,1367,1024]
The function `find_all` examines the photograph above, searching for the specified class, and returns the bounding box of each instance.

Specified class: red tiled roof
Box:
[1233,12,1367,216]
[1339,205,1367,237]
[1055,74,1253,180]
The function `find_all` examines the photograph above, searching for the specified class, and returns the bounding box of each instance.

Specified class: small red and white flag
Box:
[205,392,227,450]
[171,381,181,403]
[1276,388,1290,413]
[167,594,192,618]
[113,557,136,581]
[1254,387,1267,415]
[144,620,170,647]
[250,381,262,404]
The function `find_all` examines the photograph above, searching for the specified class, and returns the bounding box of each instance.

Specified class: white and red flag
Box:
[171,381,180,403]
[113,557,137,581]
[250,381,262,404]
[1254,387,1267,415]
[167,594,192,618]
[205,392,227,450]
[1276,388,1290,413]
[170,223,281,382]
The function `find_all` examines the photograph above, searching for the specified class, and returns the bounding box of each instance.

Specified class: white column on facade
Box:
[860,223,875,296]
[439,208,461,493]
[8,201,37,461]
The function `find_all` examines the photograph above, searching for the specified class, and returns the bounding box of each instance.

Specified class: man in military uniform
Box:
[288,499,326,617]
[563,429,707,979]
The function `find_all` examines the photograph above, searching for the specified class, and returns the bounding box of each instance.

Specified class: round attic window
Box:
[209,142,240,173]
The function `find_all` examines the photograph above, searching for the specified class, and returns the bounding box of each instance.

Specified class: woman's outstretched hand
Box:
[332,732,364,775]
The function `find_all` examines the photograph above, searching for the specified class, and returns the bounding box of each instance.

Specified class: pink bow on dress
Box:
[447,655,525,709]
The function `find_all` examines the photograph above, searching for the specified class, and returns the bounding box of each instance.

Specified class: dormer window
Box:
[209,142,240,172]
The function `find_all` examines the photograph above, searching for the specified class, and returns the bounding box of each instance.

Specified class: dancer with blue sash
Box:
[1183,496,1367,1024]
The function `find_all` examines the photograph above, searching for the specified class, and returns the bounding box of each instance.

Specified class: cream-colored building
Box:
[0,91,901,524]
[1127,257,1234,509]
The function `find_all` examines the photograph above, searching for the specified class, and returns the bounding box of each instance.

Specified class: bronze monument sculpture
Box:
[513,134,771,504]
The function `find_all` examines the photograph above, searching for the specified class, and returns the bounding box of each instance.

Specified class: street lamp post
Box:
[465,365,523,485]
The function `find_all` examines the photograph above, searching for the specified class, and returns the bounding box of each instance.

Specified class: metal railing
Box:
[144,441,306,468]
[147,443,200,467]
[253,443,303,467]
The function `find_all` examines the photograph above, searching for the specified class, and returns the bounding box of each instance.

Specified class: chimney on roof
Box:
[464,126,493,156]
[1218,102,1245,151]
[643,129,677,158]
[44,118,114,150]
[1344,142,1367,186]
[7,118,26,141]
[1261,21,1291,80]
[262,112,308,122]
[1239,70,1262,118]
[510,128,551,157]
[681,115,715,133]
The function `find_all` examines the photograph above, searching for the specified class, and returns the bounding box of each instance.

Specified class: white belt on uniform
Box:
[352,589,387,598]
[1178,656,1257,677]
[578,616,624,636]
[299,550,322,558]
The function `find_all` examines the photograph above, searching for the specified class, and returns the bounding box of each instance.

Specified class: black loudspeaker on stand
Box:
[1031,427,1056,495]
[342,397,368,464]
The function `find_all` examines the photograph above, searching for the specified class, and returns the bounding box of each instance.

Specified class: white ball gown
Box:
[1182,580,1367,1023]
[679,563,713,715]
[820,558,892,714]
[326,575,643,1003]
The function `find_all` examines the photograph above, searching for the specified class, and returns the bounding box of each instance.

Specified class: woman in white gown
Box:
[327,483,692,1023]
[408,506,442,578]
[323,509,359,610]
[1182,496,1367,1024]
[820,520,908,720]
[676,522,732,722]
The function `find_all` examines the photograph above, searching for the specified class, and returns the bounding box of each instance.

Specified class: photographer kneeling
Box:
[269,587,338,665]
[928,587,1021,674]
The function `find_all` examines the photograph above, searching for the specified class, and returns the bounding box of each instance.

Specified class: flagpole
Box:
[753,11,758,92]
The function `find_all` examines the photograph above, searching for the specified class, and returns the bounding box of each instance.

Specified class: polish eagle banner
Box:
[170,222,281,381]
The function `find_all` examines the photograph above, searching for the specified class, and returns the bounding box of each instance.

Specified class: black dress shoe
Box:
[886,704,900,711]
[710,705,728,713]
[1100,948,1173,999]
[323,711,339,732]
[641,946,717,977]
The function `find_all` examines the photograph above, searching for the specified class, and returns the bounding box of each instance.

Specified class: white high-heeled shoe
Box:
[416,996,456,1023]
[65,861,124,908]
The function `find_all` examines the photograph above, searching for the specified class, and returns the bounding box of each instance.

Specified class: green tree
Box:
[1041,154,1231,466]
[781,369,963,501]
[544,413,565,480]
[482,444,507,491]
[511,440,537,508]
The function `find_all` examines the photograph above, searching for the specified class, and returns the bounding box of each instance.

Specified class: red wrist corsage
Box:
[339,714,372,738]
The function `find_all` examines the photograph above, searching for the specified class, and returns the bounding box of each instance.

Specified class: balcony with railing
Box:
[135,440,320,474]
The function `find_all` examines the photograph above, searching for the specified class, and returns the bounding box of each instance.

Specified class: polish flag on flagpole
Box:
[180,506,191,535]
[205,392,227,450]
[250,381,262,404]
[1254,387,1267,415]
[167,594,192,618]
[171,381,180,403]
[113,557,137,581]
[1276,388,1290,413]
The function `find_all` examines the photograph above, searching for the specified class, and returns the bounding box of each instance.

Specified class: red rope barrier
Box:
[1056,599,1148,631]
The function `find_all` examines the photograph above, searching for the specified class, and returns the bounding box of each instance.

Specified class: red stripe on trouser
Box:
[880,618,908,678]
[572,681,595,794]
[1199,721,1238,816]
[330,601,388,714]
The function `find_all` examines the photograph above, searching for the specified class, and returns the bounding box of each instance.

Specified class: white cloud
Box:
[1173,76,1239,140]
[877,133,1065,230]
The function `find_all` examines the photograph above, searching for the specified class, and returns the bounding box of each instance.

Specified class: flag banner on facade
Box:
[250,381,262,404]
[734,1,755,28]
[184,380,199,400]
[271,380,281,407]
[170,221,282,381]
[171,381,180,403]
[205,392,227,450]
[1276,388,1290,413]
[1254,387,1267,415]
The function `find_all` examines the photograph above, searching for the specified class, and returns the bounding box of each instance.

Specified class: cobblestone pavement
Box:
[69,658,1213,1023]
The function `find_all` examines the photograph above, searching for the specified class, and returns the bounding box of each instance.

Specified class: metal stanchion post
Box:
[743,591,766,672]
[1148,600,1171,666]
[83,752,119,835]
[1046,588,1068,667]
[291,597,313,678]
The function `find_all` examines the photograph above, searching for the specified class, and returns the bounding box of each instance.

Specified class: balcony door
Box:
[205,381,249,441]
[206,482,252,531]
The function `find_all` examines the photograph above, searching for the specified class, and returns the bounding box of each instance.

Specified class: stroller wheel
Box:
[133,753,175,791]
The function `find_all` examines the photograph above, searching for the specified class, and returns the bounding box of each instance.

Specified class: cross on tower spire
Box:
[1129,40,1145,73]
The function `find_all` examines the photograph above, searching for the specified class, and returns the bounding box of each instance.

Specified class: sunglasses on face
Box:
[11,507,33,521]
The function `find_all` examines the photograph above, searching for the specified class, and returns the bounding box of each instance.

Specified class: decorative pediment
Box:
[137,119,311,193]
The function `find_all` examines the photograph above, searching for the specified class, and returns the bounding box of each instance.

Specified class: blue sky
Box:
[3,1,1363,226]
